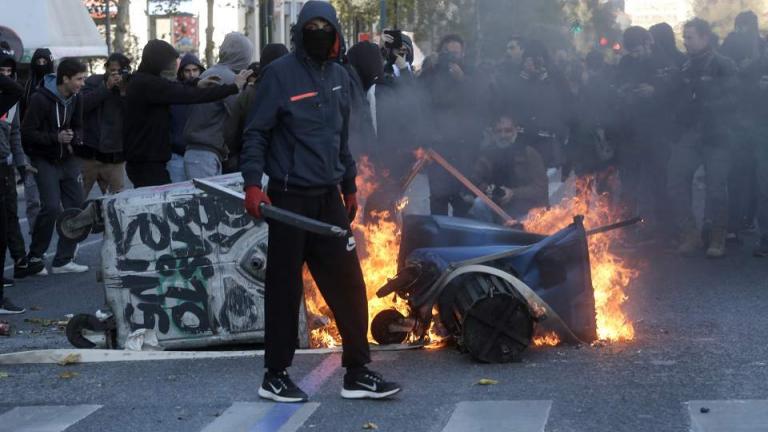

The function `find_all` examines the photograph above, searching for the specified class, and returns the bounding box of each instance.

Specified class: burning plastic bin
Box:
[63,174,310,350]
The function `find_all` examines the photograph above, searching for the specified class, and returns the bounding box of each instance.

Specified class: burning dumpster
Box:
[61,174,312,350]
[372,214,599,362]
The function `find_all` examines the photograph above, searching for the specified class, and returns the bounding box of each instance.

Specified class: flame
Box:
[533,331,561,347]
[304,156,414,347]
[525,175,637,342]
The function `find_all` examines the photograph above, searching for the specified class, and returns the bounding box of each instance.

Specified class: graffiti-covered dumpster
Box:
[62,174,310,350]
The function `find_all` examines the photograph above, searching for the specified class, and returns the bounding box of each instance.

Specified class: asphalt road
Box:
[2,181,768,431]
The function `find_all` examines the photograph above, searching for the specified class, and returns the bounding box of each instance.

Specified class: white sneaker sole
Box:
[340,387,401,399]
[0,309,25,315]
[51,266,89,274]
[257,387,307,403]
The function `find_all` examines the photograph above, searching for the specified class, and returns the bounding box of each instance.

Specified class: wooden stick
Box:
[400,155,430,193]
[426,149,516,224]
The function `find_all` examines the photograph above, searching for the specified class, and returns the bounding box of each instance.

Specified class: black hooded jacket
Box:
[20,48,54,122]
[240,1,357,194]
[123,40,238,164]
[169,53,206,156]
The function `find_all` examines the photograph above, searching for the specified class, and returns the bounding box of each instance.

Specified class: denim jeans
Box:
[166,153,186,184]
[184,149,221,180]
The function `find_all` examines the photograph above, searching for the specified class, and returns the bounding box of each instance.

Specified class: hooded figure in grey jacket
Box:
[182,32,254,179]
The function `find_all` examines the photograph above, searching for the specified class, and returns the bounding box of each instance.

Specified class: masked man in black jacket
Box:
[241,1,400,403]
[123,40,251,187]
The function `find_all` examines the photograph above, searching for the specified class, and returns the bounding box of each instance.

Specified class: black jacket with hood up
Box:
[123,40,238,164]
[240,1,357,194]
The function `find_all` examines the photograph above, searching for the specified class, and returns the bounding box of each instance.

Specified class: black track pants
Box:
[264,187,370,370]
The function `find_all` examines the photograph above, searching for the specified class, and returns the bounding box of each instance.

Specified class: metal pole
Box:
[105,0,112,54]
[380,0,387,30]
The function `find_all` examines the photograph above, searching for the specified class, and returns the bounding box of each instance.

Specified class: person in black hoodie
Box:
[78,53,131,196]
[0,48,26,314]
[241,1,400,403]
[21,58,89,274]
[20,48,54,122]
[123,40,250,187]
[168,53,205,183]
[18,48,53,232]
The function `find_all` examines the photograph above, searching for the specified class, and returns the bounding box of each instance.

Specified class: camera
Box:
[384,29,403,49]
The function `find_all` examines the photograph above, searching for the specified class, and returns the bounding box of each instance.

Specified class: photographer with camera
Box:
[381,30,414,80]
[78,53,131,196]
[468,114,548,223]
[419,34,482,216]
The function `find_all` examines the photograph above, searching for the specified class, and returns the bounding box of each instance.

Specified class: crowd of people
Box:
[0,7,766,316]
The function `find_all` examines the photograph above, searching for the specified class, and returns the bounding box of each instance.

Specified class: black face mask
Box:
[303,28,336,62]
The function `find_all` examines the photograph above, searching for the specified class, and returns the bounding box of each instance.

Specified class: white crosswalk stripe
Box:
[441,400,552,432]
[0,405,102,432]
[200,402,320,432]
[688,400,768,432]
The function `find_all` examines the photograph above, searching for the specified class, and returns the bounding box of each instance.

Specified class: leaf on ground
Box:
[477,378,499,385]
[59,371,79,379]
[24,318,56,326]
[362,422,379,429]
[0,372,8,378]
[57,353,81,366]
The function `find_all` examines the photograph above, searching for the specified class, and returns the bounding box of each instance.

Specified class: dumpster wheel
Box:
[66,314,113,349]
[371,309,409,345]
[56,208,92,242]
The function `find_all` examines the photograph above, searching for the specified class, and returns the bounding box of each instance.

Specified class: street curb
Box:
[0,344,422,365]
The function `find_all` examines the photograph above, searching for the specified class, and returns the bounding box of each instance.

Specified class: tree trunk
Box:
[205,0,215,67]
[113,0,131,54]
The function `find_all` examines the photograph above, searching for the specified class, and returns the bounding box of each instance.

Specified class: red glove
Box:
[343,193,358,222]
[244,186,271,219]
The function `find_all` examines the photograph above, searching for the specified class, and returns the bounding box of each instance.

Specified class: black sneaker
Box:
[2,278,13,288]
[0,298,25,315]
[754,237,768,257]
[257,370,308,403]
[341,368,401,399]
[15,256,46,278]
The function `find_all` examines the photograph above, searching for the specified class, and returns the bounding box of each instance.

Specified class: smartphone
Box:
[384,29,403,49]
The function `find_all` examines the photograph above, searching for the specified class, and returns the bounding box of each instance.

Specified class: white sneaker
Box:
[51,262,89,274]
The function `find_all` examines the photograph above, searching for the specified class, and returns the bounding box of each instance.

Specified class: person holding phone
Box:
[20,58,89,274]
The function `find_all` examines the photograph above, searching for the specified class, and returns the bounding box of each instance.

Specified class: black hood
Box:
[347,41,383,90]
[401,33,414,64]
[139,39,179,75]
[0,43,16,76]
[30,48,54,79]
[261,43,289,68]
[176,53,205,81]
[292,1,346,62]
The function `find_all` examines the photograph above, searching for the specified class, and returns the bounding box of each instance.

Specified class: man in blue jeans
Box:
[21,58,89,274]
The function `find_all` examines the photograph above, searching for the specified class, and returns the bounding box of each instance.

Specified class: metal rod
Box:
[586,217,643,236]
[426,149,516,224]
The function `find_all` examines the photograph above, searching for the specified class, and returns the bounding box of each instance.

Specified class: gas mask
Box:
[303,28,336,62]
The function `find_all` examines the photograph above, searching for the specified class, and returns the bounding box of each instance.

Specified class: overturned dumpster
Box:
[372,214,600,363]
[62,174,311,350]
